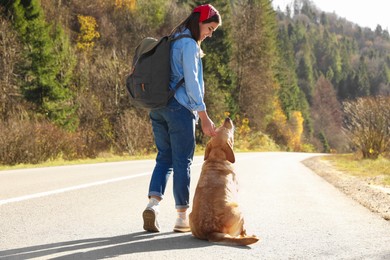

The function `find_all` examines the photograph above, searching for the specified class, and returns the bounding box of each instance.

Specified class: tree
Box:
[76,15,100,52]
[276,25,302,115]
[354,56,371,97]
[202,0,237,122]
[134,0,171,29]
[311,76,344,152]
[231,0,278,130]
[292,21,315,105]
[10,0,78,130]
[0,13,25,121]
[370,61,390,95]
[267,99,304,151]
[288,111,304,151]
[375,25,383,37]
[276,22,312,138]
[343,96,390,159]
[114,0,136,11]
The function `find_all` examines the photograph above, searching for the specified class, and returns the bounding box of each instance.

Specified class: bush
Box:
[233,115,279,151]
[61,130,91,160]
[115,109,155,155]
[0,120,63,165]
[343,96,390,159]
[0,118,94,165]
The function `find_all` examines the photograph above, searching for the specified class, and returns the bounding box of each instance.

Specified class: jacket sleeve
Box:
[181,40,206,111]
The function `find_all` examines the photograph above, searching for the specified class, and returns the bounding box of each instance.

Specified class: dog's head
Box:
[204,118,235,163]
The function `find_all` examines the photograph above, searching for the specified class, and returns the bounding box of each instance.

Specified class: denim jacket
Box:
[170,29,206,118]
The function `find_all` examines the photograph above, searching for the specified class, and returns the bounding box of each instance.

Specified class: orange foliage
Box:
[76,15,100,52]
[270,99,304,151]
[115,0,136,11]
[288,111,304,151]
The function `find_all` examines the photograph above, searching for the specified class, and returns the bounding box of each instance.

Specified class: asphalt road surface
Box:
[0,152,389,259]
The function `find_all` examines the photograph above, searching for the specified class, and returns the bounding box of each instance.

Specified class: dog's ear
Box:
[223,142,235,163]
[204,142,212,161]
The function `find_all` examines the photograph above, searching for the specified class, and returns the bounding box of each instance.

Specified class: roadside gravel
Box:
[303,156,390,221]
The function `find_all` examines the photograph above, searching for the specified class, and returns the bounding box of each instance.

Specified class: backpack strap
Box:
[168,78,185,99]
[170,34,193,42]
[173,78,185,90]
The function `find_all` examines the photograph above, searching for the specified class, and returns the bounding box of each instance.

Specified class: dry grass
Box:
[324,154,390,186]
[0,147,207,171]
[0,153,155,171]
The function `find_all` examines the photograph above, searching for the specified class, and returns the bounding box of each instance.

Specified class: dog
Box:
[189,118,259,246]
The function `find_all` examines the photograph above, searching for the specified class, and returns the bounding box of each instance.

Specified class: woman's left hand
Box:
[198,111,216,137]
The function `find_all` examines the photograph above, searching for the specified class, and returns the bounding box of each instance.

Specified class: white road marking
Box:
[0,162,205,206]
[0,172,151,206]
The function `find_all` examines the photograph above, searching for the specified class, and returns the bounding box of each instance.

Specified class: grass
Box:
[0,149,209,171]
[0,153,156,171]
[2,150,389,187]
[324,154,390,186]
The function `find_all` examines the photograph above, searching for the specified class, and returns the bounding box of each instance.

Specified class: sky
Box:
[272,0,389,31]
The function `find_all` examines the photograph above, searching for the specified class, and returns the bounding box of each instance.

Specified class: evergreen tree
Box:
[318,131,330,153]
[296,53,314,103]
[276,23,312,137]
[375,63,390,95]
[314,29,342,85]
[201,0,237,121]
[10,0,77,130]
[276,25,302,115]
[320,12,328,26]
[355,56,371,97]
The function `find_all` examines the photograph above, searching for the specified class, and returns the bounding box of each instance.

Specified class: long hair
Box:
[171,11,221,45]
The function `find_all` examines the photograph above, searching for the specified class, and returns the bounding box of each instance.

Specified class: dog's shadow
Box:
[0,231,250,259]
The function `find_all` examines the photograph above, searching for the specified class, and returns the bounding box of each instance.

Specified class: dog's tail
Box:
[207,232,259,246]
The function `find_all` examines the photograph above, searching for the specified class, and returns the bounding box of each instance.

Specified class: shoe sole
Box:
[173,226,191,233]
[143,209,160,232]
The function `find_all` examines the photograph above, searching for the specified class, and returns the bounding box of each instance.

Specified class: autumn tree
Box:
[0,14,25,121]
[231,0,278,130]
[311,76,344,152]
[288,111,304,151]
[76,15,100,53]
[115,0,136,11]
[343,96,390,159]
[267,99,304,151]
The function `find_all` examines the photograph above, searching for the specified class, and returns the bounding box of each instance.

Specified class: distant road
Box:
[1,152,389,259]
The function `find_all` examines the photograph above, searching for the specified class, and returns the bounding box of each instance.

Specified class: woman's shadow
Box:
[0,231,220,259]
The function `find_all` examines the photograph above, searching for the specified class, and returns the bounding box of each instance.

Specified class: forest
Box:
[0,0,389,165]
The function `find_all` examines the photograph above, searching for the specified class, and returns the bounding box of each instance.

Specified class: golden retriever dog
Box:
[189,118,259,246]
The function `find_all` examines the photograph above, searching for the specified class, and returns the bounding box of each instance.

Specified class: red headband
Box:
[193,4,219,23]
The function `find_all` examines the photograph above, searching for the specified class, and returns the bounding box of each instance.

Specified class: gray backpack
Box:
[126,34,192,110]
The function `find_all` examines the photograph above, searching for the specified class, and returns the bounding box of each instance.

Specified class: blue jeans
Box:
[148,98,195,209]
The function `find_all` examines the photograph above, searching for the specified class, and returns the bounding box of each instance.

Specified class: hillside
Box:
[273,0,390,153]
[0,0,389,165]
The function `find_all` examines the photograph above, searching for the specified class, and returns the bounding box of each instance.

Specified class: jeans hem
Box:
[148,192,164,200]
[175,205,190,210]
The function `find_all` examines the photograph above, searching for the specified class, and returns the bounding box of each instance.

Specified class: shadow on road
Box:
[0,231,249,259]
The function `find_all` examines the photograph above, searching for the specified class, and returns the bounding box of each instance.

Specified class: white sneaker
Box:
[143,205,160,232]
[173,217,191,233]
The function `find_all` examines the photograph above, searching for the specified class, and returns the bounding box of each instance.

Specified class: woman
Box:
[143,4,222,233]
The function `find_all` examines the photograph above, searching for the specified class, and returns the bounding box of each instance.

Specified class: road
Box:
[0,152,389,259]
